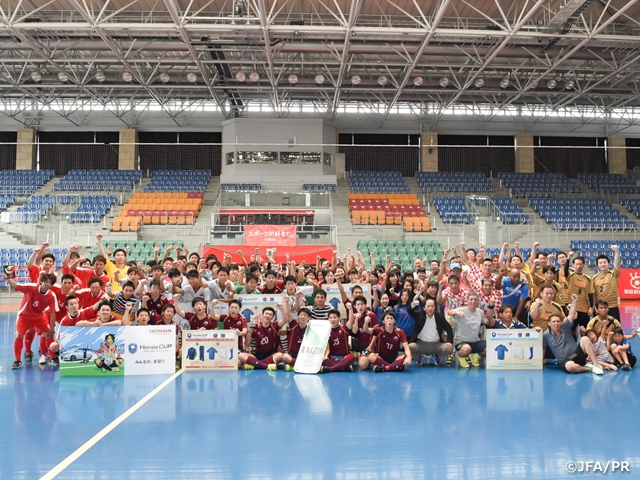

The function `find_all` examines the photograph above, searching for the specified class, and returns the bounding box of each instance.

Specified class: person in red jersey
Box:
[258,270,284,294]
[238,307,284,370]
[3,272,58,370]
[39,273,79,364]
[319,310,357,373]
[48,294,110,365]
[26,242,57,283]
[173,296,218,330]
[282,307,311,371]
[141,279,169,324]
[368,311,412,372]
[345,295,377,370]
[213,299,248,350]
[67,245,110,288]
[74,277,106,309]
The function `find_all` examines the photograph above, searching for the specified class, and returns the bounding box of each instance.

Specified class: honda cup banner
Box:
[618,268,640,299]
[294,320,332,374]
[486,329,543,370]
[322,284,371,319]
[182,330,238,371]
[244,225,296,247]
[58,326,176,376]
[234,293,282,327]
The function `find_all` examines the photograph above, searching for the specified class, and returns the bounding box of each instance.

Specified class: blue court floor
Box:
[1,311,639,479]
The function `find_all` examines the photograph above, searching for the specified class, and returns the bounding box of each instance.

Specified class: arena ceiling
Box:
[2,0,640,130]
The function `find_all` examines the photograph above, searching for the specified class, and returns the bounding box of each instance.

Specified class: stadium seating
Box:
[570,240,640,268]
[619,198,640,217]
[416,172,495,193]
[0,195,15,211]
[0,170,54,196]
[10,195,55,223]
[221,183,261,191]
[357,240,443,271]
[579,173,640,194]
[529,198,637,231]
[145,170,211,192]
[498,173,581,197]
[112,192,204,230]
[90,240,184,263]
[433,197,473,224]
[54,170,141,192]
[69,195,117,223]
[349,193,427,229]
[491,197,530,224]
[349,171,410,193]
[302,184,337,192]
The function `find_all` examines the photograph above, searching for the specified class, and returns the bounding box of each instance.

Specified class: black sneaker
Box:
[395,365,406,372]
[373,365,386,373]
[24,353,33,364]
[12,360,22,370]
[621,364,632,371]
[319,366,331,374]
[50,356,60,367]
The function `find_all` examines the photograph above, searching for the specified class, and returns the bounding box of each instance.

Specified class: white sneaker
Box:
[588,364,604,375]
[38,354,47,365]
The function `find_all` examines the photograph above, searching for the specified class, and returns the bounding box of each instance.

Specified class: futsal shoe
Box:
[24,353,33,364]
[446,354,455,365]
[319,366,331,374]
[469,354,481,367]
[267,363,278,371]
[243,364,255,370]
[50,356,60,367]
[285,365,294,372]
[373,365,386,373]
[587,363,604,375]
[458,356,470,368]
[39,354,47,365]
[12,360,22,370]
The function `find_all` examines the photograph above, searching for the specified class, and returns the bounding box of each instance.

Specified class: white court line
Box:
[40,369,184,480]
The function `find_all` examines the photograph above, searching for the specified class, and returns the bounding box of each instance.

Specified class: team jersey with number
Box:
[592,269,620,308]
[287,323,306,356]
[350,311,378,349]
[534,301,565,330]
[252,323,280,354]
[328,325,350,356]
[220,314,248,348]
[16,284,59,320]
[145,294,169,318]
[567,272,592,313]
[371,326,407,357]
[185,313,217,330]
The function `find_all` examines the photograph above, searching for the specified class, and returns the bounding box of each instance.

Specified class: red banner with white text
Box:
[244,225,297,247]
[618,269,640,299]
[202,245,335,266]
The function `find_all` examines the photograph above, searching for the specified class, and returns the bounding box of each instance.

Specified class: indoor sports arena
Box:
[2,1,640,478]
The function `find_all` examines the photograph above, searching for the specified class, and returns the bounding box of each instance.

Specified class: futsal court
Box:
[2,310,639,480]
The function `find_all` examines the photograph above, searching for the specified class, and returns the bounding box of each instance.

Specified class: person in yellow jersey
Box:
[584,300,621,337]
[530,284,566,331]
[533,265,565,307]
[555,251,572,312]
[96,233,129,294]
[563,255,592,330]
[591,245,621,320]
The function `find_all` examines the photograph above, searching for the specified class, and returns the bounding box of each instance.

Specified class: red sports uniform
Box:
[74,288,105,309]
[50,285,71,323]
[28,265,57,283]
[145,294,169,324]
[73,268,110,288]
[60,308,98,327]
[185,313,217,330]
[372,326,407,362]
[258,283,284,294]
[351,311,377,352]
[15,284,58,335]
[328,325,351,356]
[252,323,280,354]
[287,323,306,357]
[219,314,248,348]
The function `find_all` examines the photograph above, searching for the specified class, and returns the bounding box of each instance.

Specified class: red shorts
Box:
[16,315,51,336]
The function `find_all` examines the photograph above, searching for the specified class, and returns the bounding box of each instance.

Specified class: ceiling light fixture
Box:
[315,74,325,84]
[474,78,485,88]
[413,76,424,86]
[249,71,259,82]
[288,74,298,84]
[122,71,133,82]
[187,72,197,83]
[565,79,575,89]
[31,71,41,82]
[378,75,388,86]
[58,72,68,82]
[439,77,449,87]
[95,70,105,83]
[159,73,170,83]
[547,79,556,89]
[500,77,509,88]
[351,75,361,85]
[235,71,246,82]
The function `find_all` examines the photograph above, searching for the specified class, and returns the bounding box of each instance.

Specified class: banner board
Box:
[618,268,640,299]
[182,330,238,371]
[485,329,543,370]
[244,225,296,246]
[322,284,371,318]
[294,320,332,374]
[59,326,176,376]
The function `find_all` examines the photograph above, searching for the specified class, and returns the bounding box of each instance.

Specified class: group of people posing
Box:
[4,235,636,375]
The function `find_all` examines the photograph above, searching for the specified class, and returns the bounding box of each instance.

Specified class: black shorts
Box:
[455,341,486,354]
[351,338,369,353]
[380,353,397,364]
[575,312,590,329]
[254,351,275,361]
[559,345,588,372]
[628,353,637,368]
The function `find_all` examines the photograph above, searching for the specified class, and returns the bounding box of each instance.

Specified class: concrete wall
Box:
[515,133,535,173]
[420,131,438,171]
[608,135,626,174]
[119,129,138,170]
[16,129,36,170]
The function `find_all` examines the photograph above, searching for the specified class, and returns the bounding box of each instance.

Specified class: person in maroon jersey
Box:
[141,279,169,324]
[319,310,357,373]
[75,277,106,309]
[238,307,284,370]
[173,296,218,330]
[368,312,412,372]
[133,308,151,326]
[282,307,311,372]
[48,294,110,365]
[345,295,377,370]
[4,272,58,370]
[258,270,284,294]
[213,299,248,350]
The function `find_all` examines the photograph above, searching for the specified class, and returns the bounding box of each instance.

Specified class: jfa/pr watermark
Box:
[566,461,630,474]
